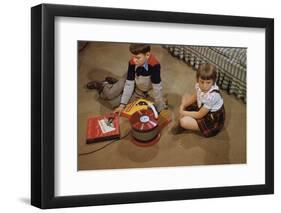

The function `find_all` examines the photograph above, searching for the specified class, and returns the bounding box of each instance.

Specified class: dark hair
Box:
[196,63,217,83]
[129,44,151,55]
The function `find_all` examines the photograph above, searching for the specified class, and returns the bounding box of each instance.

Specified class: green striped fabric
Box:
[164,45,247,103]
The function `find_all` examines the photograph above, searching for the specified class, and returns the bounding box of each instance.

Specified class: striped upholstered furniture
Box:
[164,45,247,103]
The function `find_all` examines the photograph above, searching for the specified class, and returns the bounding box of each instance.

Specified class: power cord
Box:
[78,130,131,156]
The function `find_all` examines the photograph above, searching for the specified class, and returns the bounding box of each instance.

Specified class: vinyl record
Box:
[129,109,160,146]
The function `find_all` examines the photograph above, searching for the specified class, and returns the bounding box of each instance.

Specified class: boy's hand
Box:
[113,105,125,115]
[155,101,168,113]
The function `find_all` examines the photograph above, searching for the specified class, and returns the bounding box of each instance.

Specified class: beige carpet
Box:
[78,42,246,170]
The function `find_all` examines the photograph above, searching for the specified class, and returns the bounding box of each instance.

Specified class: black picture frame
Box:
[31,3,274,209]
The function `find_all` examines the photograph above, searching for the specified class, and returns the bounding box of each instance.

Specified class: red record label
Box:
[130,109,158,131]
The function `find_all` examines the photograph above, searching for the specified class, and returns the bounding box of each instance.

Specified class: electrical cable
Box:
[78,130,131,156]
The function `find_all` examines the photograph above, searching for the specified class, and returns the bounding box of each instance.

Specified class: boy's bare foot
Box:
[171,125,186,135]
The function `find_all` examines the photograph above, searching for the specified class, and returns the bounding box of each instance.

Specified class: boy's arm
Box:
[152,82,166,110]
[114,79,134,114]
[151,64,167,112]
[120,80,135,106]
[119,63,136,107]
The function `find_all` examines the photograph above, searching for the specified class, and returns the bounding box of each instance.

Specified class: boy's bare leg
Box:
[180,116,200,131]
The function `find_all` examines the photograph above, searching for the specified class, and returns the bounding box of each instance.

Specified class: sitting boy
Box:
[173,63,225,137]
[86,44,167,113]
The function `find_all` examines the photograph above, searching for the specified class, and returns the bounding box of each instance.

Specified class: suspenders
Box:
[210,89,221,96]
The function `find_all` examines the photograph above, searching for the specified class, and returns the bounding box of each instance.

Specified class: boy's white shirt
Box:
[195,83,224,112]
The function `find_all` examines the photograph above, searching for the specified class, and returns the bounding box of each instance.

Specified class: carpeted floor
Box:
[78,42,246,170]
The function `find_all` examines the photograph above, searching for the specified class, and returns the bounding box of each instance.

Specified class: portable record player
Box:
[129,109,161,147]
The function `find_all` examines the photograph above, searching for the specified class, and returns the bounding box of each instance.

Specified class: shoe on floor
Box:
[86,80,106,92]
[105,76,118,84]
